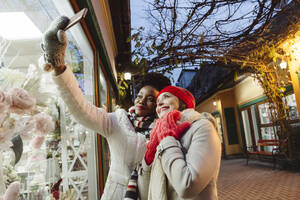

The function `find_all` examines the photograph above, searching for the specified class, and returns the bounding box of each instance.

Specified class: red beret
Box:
[157,86,195,109]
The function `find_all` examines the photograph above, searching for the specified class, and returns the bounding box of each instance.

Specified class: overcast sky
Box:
[129,0,264,84]
[130,0,147,30]
[130,0,182,84]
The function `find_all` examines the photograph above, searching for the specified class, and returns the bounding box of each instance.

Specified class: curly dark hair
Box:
[134,72,171,92]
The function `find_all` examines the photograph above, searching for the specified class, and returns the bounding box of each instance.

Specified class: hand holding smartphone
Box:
[64,8,88,31]
[41,8,88,73]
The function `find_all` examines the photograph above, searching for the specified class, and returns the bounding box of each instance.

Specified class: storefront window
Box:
[258,94,300,124]
[98,70,110,181]
[256,94,300,151]
[258,102,280,141]
[241,110,253,147]
[241,105,260,149]
[0,0,99,199]
[258,103,273,125]
[286,93,299,120]
[260,127,278,140]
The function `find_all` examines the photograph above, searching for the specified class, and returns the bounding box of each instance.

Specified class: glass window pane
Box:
[285,93,299,120]
[250,105,260,142]
[99,71,107,107]
[258,103,273,124]
[0,1,98,199]
[241,110,253,147]
[260,127,278,152]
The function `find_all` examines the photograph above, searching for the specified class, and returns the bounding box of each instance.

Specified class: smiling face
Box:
[134,86,159,117]
[156,92,180,118]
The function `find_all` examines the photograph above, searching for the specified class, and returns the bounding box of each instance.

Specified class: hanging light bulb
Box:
[213,101,217,106]
[280,61,287,69]
[124,72,132,80]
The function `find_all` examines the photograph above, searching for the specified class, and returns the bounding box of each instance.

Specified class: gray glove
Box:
[41,16,70,70]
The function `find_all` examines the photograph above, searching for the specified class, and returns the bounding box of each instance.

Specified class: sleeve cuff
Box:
[157,136,182,156]
[138,159,152,176]
[53,65,72,79]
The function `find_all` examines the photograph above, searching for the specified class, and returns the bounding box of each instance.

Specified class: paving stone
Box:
[217,159,300,200]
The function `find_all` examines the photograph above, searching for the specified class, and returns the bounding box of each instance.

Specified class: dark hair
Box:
[134,72,171,92]
[178,99,187,111]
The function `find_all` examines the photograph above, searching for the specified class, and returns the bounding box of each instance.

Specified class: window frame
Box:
[69,0,117,196]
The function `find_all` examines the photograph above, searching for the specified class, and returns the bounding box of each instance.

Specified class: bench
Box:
[246,139,287,169]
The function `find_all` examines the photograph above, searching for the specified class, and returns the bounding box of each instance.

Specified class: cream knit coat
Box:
[138,109,222,200]
[53,67,148,199]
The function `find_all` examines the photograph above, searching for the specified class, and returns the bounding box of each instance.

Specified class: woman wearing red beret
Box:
[137,86,222,200]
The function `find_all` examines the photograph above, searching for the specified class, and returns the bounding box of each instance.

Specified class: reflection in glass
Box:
[258,103,273,124]
[0,0,97,199]
[260,126,278,152]
[286,93,299,120]
[241,110,253,147]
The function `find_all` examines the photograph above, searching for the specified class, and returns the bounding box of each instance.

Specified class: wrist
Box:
[158,130,174,142]
[54,65,66,76]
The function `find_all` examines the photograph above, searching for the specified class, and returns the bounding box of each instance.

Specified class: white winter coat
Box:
[53,67,148,199]
[138,109,222,200]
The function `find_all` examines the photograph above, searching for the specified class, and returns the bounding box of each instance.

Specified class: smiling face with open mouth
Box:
[156,92,180,118]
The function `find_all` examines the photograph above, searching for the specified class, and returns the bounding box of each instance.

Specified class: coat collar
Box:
[179,109,218,129]
[179,109,201,124]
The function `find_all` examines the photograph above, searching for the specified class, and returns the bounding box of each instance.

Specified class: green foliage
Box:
[134,57,140,65]
[251,61,290,142]
[117,73,130,101]
[199,33,204,44]
[232,38,295,158]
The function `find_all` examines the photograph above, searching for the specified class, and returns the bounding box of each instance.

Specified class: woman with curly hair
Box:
[41,16,170,199]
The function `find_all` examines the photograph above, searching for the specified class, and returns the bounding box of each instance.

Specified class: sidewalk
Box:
[217,159,300,200]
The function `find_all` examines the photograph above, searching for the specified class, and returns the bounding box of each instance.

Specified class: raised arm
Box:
[53,66,115,136]
[41,16,115,136]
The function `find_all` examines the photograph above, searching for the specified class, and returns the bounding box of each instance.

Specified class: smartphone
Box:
[64,8,88,31]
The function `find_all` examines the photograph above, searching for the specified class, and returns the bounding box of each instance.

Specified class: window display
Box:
[285,93,299,120]
[241,105,260,149]
[241,110,253,147]
[0,0,100,199]
[257,95,300,152]
[258,102,281,141]
[258,103,273,125]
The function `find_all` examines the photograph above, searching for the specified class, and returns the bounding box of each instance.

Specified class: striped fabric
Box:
[125,107,154,199]
[128,107,155,139]
[124,169,138,200]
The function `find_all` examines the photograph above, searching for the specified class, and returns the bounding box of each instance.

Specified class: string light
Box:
[280,61,287,69]
[124,72,132,80]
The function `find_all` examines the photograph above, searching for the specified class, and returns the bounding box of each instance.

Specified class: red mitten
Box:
[144,135,159,165]
[144,111,191,165]
[157,110,190,142]
[144,119,163,165]
[159,110,181,131]
[157,121,190,142]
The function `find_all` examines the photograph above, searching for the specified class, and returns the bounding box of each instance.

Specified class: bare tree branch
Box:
[130,0,293,72]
